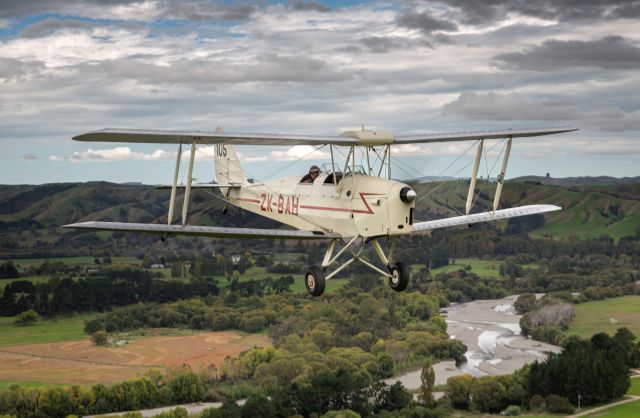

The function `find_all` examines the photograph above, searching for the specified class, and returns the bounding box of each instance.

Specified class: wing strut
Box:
[465,140,484,215]
[168,143,182,225]
[493,137,513,212]
[182,141,196,225]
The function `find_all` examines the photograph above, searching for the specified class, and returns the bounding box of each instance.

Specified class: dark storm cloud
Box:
[290,0,331,13]
[494,36,640,71]
[439,0,640,24]
[396,10,457,35]
[77,54,352,84]
[161,1,257,21]
[19,18,90,38]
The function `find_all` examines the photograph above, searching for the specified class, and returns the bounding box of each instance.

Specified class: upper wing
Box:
[73,126,577,146]
[412,204,561,232]
[395,126,577,144]
[74,128,357,146]
[64,221,339,240]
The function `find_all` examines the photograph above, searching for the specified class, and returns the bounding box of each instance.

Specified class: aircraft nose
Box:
[399,187,416,203]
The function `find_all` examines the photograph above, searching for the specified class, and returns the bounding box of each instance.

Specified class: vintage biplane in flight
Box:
[65,126,576,296]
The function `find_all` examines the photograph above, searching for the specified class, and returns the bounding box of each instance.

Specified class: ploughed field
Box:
[0,331,269,385]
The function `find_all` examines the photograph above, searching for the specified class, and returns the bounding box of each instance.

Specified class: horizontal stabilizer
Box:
[64,221,339,240]
[412,204,561,232]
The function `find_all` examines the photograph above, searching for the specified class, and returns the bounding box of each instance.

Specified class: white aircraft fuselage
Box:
[229,173,415,238]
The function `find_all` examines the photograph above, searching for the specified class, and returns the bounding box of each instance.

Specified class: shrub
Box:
[529,394,545,411]
[14,309,39,326]
[503,405,521,416]
[545,394,574,414]
[91,330,108,346]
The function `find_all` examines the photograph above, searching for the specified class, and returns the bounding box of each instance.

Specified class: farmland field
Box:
[0,314,98,346]
[583,399,640,417]
[566,295,640,338]
[0,330,269,386]
[629,377,640,396]
[412,257,539,278]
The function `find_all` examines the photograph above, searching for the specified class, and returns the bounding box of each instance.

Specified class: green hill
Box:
[1,178,639,257]
[411,179,640,241]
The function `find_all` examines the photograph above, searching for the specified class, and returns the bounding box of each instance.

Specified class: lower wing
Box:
[412,204,561,232]
[63,222,338,240]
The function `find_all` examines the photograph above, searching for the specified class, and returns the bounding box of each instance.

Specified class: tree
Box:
[91,330,108,346]
[14,309,39,326]
[419,361,436,407]
[446,374,473,410]
[0,261,19,279]
[470,377,507,413]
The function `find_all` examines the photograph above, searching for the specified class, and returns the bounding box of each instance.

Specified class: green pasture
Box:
[628,377,640,396]
[412,258,539,279]
[0,256,139,267]
[583,399,640,417]
[0,314,96,346]
[0,275,50,290]
[0,380,69,390]
[566,295,640,338]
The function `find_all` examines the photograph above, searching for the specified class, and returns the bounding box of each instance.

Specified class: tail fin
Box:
[214,143,245,190]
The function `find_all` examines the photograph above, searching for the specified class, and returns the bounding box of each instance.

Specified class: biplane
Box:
[65,126,576,296]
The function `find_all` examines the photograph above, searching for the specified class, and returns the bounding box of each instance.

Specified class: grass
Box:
[0,313,97,346]
[565,295,640,338]
[628,377,640,396]
[0,380,69,390]
[412,257,538,279]
[0,256,139,267]
[0,275,50,290]
[583,399,640,417]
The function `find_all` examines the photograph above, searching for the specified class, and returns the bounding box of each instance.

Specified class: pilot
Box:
[302,165,320,183]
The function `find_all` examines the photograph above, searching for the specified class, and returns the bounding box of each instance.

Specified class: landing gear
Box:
[388,262,409,292]
[305,266,326,297]
[311,237,409,295]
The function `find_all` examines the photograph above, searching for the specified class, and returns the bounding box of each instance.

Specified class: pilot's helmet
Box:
[309,165,320,174]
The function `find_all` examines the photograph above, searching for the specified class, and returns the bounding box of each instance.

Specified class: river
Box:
[385,295,561,390]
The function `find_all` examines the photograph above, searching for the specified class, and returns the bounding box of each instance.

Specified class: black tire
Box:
[388,262,409,292]
[305,266,326,297]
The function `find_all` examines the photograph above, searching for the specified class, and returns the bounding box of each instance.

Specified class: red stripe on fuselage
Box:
[237,197,260,203]
[300,192,383,215]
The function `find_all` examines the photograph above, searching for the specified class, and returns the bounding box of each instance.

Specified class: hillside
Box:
[411,179,640,240]
[1,178,639,258]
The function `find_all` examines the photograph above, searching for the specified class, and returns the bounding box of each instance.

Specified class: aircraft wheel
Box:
[388,262,409,292]
[305,266,326,297]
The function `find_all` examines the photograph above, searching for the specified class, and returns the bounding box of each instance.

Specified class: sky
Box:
[1,0,639,185]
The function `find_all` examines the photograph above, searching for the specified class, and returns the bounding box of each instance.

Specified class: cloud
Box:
[21,153,38,161]
[0,0,160,20]
[494,35,640,71]
[161,1,257,21]
[442,92,640,131]
[0,57,45,81]
[443,92,579,120]
[358,36,414,53]
[396,9,457,35]
[19,18,90,38]
[290,1,331,13]
[75,53,353,85]
[270,146,330,161]
[438,0,640,24]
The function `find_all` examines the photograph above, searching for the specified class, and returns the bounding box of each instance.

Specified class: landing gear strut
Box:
[304,236,408,297]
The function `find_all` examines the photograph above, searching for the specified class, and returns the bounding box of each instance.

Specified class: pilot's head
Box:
[309,165,320,180]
